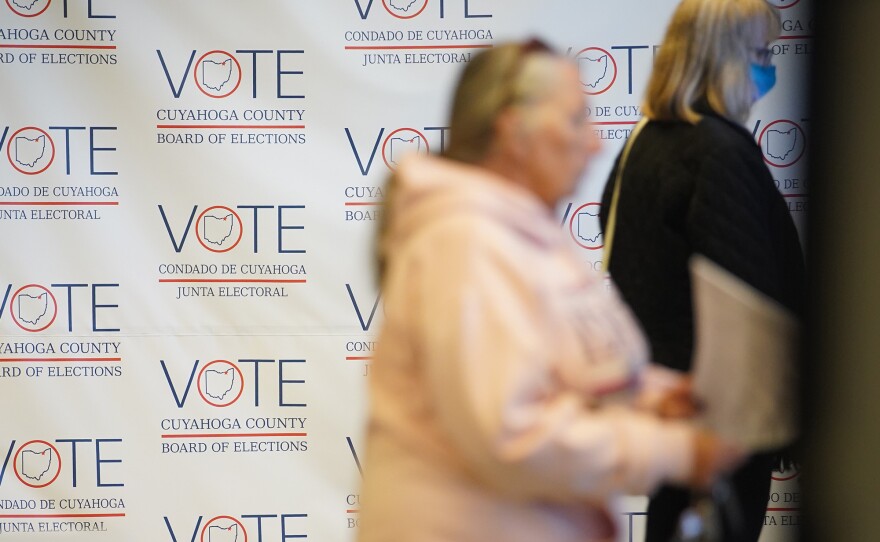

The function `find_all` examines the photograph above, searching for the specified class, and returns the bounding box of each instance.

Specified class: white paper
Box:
[690,256,799,451]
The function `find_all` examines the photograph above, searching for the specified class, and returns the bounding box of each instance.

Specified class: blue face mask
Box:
[750,63,776,100]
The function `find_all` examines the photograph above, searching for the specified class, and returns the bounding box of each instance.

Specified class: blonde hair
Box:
[445,39,559,163]
[644,0,781,124]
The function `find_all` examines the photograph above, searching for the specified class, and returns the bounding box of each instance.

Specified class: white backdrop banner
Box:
[0,1,809,540]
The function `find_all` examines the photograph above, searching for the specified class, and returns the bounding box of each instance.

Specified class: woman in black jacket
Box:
[599,0,805,540]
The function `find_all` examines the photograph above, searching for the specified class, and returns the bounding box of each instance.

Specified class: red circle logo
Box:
[197,360,245,407]
[568,202,604,250]
[768,0,801,9]
[758,120,806,168]
[201,516,248,542]
[5,0,50,17]
[14,440,62,488]
[575,48,617,95]
[195,206,243,253]
[194,51,242,99]
[6,127,55,175]
[771,465,800,482]
[381,128,429,170]
[10,284,58,333]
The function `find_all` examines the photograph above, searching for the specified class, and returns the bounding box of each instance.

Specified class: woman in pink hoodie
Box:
[358,40,740,542]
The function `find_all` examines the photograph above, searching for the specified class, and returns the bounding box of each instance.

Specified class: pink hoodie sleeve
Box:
[405,217,695,502]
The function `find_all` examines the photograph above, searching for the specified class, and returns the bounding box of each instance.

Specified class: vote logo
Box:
[575,48,617,95]
[9,284,58,332]
[381,128,429,169]
[382,0,428,19]
[1,124,118,176]
[162,357,305,409]
[1,282,120,334]
[159,204,305,255]
[4,0,113,18]
[165,512,308,541]
[194,206,243,252]
[194,50,242,98]
[568,202,603,250]
[157,49,304,100]
[2,438,124,490]
[14,440,62,488]
[197,360,245,407]
[4,0,50,17]
[758,120,806,168]
[6,127,55,175]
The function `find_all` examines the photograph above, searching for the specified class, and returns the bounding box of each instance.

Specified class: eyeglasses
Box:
[752,47,773,66]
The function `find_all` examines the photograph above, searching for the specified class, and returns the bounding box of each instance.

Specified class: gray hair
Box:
[445,39,560,163]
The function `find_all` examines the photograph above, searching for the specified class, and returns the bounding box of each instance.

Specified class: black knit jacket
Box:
[599,111,805,373]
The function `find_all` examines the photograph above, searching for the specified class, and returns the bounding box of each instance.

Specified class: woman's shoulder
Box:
[630,116,762,183]
[643,114,768,183]
[687,115,778,200]
[631,114,772,202]
[691,114,764,163]
[643,114,756,154]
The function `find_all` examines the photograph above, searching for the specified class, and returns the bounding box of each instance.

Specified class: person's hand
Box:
[690,429,745,490]
[635,369,701,419]
[655,375,701,419]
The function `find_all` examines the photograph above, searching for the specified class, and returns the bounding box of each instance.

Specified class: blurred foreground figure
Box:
[358,39,741,542]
